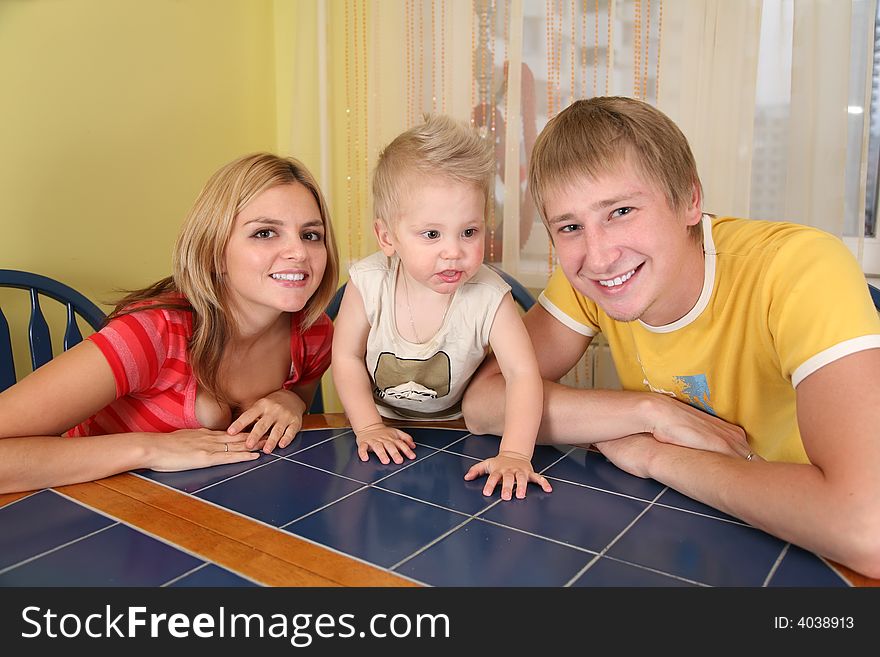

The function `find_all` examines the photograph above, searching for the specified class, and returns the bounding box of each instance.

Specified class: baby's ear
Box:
[374,219,397,257]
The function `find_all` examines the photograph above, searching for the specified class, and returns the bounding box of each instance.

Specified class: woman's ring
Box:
[225,443,229,453]
[745,451,754,461]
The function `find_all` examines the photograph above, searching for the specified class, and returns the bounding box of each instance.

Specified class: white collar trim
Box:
[638,214,716,334]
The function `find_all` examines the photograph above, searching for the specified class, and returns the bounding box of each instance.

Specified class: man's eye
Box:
[559,224,580,233]
[611,207,633,219]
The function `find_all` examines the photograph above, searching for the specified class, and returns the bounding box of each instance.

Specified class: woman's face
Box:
[222,183,327,324]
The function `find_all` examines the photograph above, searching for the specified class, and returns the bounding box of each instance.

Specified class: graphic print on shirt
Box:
[373,351,451,403]
[674,373,717,416]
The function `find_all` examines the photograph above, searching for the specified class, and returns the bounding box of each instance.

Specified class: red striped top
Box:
[64,306,332,437]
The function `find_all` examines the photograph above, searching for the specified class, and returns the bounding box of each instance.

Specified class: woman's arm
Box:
[0,341,256,494]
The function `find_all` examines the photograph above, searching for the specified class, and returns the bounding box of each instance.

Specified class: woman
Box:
[0,153,339,494]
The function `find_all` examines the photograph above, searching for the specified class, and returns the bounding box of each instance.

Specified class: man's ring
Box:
[745,451,754,461]
[225,443,229,453]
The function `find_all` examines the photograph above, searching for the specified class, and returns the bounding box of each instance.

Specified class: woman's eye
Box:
[303,231,324,242]
[253,229,275,239]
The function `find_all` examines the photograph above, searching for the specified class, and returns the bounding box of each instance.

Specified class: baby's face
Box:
[377,176,486,295]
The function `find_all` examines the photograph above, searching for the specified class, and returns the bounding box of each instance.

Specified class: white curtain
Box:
[321,0,876,284]
[309,0,877,402]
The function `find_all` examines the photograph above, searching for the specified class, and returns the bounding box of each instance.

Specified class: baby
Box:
[331,115,552,500]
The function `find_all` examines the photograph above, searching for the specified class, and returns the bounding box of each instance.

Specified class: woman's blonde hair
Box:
[372,114,494,228]
[112,152,339,402]
[529,97,703,241]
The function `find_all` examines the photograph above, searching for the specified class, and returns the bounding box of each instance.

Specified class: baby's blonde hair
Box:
[373,114,494,229]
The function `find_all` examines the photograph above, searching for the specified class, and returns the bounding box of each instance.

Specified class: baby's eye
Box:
[462,228,479,238]
[423,230,440,240]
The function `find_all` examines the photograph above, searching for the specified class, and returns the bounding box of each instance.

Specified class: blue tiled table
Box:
[0,422,854,587]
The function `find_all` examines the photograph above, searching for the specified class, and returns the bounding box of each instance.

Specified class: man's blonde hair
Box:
[373,114,494,227]
[529,97,703,240]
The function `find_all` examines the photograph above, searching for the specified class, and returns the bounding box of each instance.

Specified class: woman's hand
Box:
[354,424,417,464]
[464,450,553,500]
[227,389,307,453]
[149,428,260,472]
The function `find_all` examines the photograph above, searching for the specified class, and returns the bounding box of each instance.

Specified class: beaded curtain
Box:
[321,0,873,398]
[336,0,667,287]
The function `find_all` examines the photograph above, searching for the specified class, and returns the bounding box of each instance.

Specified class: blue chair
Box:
[0,270,105,392]
[869,283,880,311]
[487,264,537,311]
[309,265,536,413]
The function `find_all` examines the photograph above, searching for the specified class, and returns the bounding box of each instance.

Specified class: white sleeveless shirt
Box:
[349,252,510,420]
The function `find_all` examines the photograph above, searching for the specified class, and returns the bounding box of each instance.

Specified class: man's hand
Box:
[649,395,750,458]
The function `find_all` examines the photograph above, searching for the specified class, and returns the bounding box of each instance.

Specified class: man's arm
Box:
[464,303,745,454]
[601,348,880,577]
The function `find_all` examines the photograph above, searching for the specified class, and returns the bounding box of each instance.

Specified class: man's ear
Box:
[374,219,397,257]
[684,182,703,227]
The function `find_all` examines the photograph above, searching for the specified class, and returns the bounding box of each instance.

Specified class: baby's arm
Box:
[331,282,415,464]
[464,294,551,499]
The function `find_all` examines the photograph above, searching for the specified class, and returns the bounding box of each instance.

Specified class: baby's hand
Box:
[355,424,417,464]
[464,450,553,500]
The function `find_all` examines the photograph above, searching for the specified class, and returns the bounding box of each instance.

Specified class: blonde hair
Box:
[372,114,494,228]
[112,152,339,402]
[529,97,703,240]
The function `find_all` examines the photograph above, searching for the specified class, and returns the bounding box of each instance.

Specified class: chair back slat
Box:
[28,290,53,370]
[0,308,15,392]
[63,303,85,350]
[0,270,105,386]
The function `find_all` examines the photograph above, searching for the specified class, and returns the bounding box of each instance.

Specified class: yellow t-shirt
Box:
[539,215,880,463]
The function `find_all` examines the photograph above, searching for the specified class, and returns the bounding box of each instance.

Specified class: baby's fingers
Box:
[482,471,502,497]
[357,439,391,464]
[396,430,417,449]
[463,459,490,481]
[530,471,553,493]
[392,434,417,460]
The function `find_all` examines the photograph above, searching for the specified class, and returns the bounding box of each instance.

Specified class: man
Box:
[462,96,880,578]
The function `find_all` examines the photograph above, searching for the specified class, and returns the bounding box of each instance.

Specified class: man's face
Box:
[542,158,704,326]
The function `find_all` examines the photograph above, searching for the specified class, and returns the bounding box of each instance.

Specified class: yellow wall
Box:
[1,1,360,411]
[0,0,284,377]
